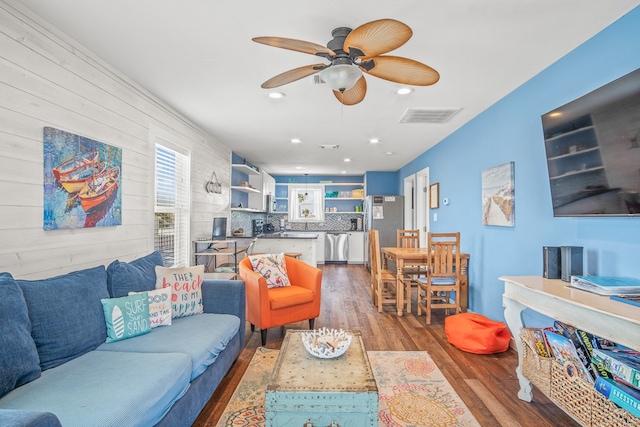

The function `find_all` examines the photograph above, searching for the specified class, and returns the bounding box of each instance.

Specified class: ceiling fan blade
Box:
[364,56,440,86]
[253,36,335,57]
[261,64,325,89]
[333,76,367,105]
[344,19,412,58]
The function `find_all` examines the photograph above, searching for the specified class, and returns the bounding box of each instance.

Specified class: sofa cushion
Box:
[130,288,172,328]
[107,251,164,298]
[16,266,109,371]
[97,313,240,380]
[249,253,291,288]
[0,273,41,398]
[155,265,204,318]
[0,350,191,427]
[101,293,151,343]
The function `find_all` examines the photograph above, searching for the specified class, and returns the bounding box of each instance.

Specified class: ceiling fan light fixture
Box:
[320,64,362,92]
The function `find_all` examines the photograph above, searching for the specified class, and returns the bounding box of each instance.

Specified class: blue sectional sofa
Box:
[0,251,245,427]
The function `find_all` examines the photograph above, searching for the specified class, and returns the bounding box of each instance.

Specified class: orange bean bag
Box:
[444,312,511,354]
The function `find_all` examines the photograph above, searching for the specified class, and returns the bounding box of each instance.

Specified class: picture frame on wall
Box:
[482,161,515,227]
[429,183,439,209]
[43,127,122,230]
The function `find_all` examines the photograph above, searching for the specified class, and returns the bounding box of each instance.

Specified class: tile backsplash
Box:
[231,211,363,235]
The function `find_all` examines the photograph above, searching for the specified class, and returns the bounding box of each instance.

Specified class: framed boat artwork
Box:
[43,127,122,230]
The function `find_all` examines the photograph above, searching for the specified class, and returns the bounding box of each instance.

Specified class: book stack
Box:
[521,327,553,358]
[570,276,640,296]
[592,349,640,418]
[543,329,595,384]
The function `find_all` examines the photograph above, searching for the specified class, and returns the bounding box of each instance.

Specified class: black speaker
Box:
[543,246,561,279]
[561,246,583,282]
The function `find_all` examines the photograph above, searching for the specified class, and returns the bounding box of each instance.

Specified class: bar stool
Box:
[284,252,302,259]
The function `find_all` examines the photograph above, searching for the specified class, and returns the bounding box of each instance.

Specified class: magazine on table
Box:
[569,276,640,296]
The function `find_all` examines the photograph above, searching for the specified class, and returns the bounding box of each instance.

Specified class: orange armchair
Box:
[239,255,322,345]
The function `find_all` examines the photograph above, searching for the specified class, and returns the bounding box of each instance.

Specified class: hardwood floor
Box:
[193,264,579,427]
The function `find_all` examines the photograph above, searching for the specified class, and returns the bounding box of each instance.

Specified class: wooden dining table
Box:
[381,247,470,316]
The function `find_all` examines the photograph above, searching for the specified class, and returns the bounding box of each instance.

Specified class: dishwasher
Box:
[325,232,348,263]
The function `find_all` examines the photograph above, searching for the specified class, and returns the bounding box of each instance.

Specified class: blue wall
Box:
[397,7,640,322]
[364,171,399,195]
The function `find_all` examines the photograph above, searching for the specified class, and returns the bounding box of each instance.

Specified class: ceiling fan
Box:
[253,19,440,105]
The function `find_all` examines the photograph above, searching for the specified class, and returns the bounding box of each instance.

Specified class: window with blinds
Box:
[154,144,190,267]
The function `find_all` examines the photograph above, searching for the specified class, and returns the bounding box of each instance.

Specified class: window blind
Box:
[154,144,190,267]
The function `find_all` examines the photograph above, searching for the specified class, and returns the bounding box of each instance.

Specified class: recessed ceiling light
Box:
[290,138,302,143]
[369,138,381,144]
[343,158,352,162]
[396,87,413,95]
[385,151,395,155]
[295,166,304,170]
[341,171,347,174]
[268,92,285,99]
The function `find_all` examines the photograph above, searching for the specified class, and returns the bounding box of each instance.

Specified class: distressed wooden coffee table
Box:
[265,330,378,426]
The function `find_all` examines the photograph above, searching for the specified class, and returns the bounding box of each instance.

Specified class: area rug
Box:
[216,347,480,426]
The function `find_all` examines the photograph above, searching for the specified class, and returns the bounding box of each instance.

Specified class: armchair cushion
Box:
[248,253,291,288]
[269,286,315,310]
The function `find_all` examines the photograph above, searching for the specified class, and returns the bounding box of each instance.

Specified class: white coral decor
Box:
[301,328,352,359]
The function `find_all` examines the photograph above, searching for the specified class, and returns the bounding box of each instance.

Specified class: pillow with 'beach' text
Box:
[155,265,204,318]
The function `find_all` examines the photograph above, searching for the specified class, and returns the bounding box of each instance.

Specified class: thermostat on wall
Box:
[442,197,449,205]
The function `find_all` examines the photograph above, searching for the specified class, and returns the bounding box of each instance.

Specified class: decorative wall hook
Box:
[205,171,222,194]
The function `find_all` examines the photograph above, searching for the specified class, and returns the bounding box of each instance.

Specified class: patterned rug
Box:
[216,348,480,427]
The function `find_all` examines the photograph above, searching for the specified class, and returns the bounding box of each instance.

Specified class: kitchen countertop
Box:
[259,232,319,239]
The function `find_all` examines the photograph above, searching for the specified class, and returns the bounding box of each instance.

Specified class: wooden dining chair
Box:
[397,229,426,307]
[416,232,461,324]
[369,229,400,314]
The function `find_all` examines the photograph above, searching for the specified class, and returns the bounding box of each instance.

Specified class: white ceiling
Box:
[17,0,640,176]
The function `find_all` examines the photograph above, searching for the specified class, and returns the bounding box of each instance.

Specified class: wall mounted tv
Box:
[541,67,640,217]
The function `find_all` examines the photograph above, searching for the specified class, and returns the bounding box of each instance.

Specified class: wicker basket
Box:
[521,337,640,427]
[521,338,552,396]
[550,361,594,426]
[591,386,640,427]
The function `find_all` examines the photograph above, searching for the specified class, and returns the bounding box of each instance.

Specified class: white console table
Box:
[501,275,640,402]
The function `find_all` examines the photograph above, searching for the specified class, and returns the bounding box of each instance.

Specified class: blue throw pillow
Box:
[107,251,164,298]
[16,266,109,371]
[101,293,151,343]
[0,273,41,398]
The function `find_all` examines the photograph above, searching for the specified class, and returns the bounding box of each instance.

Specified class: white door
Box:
[403,175,415,229]
[416,167,430,248]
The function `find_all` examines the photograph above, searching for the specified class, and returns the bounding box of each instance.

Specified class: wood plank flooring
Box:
[193,264,579,427]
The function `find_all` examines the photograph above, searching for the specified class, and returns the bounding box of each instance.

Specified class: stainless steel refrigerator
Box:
[364,195,404,269]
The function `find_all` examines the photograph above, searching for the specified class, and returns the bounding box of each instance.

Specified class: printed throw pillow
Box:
[155,265,204,319]
[129,288,172,328]
[249,253,291,289]
[101,293,151,343]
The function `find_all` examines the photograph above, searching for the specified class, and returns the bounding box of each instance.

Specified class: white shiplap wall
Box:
[0,0,231,279]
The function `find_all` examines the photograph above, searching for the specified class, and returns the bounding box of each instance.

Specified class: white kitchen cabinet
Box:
[347,231,364,264]
[296,231,325,264]
[248,171,275,211]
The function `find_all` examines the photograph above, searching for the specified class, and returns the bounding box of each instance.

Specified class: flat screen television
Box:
[541,67,640,216]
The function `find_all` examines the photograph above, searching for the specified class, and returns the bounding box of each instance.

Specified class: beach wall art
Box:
[482,161,515,227]
[43,127,122,230]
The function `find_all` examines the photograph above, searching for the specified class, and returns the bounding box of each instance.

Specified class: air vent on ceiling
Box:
[319,144,339,149]
[399,108,462,124]
[313,75,326,84]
